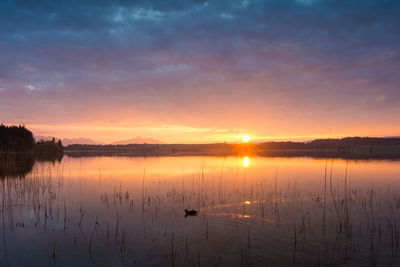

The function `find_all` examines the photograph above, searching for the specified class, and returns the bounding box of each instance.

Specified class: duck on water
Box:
[184,209,198,217]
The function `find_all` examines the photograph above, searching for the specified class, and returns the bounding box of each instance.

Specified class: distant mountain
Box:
[62,138,101,146]
[111,137,164,145]
[35,135,162,146]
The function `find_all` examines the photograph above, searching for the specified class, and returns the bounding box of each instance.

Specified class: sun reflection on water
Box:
[243,156,250,167]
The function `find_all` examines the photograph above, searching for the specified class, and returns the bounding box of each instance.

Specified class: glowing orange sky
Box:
[1,1,400,143]
[14,121,399,144]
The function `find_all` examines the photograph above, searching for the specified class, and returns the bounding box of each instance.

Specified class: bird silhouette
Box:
[184,209,198,217]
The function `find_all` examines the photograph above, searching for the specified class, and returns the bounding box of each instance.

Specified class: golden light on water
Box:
[243,156,250,167]
[244,201,251,205]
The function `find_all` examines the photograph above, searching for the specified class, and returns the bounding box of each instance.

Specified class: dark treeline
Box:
[311,137,400,147]
[0,124,63,155]
[65,137,400,159]
[65,143,235,156]
[67,137,400,151]
[257,137,400,150]
[0,125,63,177]
[35,138,63,159]
[0,124,35,152]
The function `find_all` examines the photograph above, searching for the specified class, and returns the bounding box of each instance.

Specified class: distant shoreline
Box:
[64,137,400,159]
[63,150,400,160]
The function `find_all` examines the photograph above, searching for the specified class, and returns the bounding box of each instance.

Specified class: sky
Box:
[1,0,399,143]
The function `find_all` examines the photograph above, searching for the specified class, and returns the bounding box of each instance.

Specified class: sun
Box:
[242,135,250,143]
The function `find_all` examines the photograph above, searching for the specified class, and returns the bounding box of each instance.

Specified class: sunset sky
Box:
[1,0,399,143]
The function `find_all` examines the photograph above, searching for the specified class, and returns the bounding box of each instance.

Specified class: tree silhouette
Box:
[0,124,35,152]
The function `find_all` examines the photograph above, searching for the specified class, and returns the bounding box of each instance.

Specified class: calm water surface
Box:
[1,156,400,266]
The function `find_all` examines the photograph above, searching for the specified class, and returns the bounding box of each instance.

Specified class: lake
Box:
[1,155,400,266]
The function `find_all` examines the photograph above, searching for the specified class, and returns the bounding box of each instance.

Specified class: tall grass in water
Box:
[1,157,400,266]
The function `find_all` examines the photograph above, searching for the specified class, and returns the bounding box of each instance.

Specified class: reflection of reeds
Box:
[171,233,176,267]
[120,228,126,262]
[2,176,7,258]
[115,209,121,241]
[78,205,86,239]
[274,166,280,223]
[0,153,34,178]
[322,160,328,234]
[293,224,297,266]
[1,157,400,266]
[52,241,56,263]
